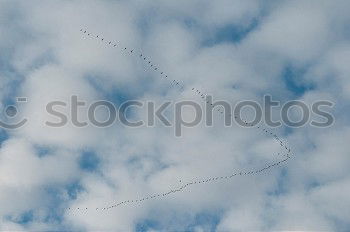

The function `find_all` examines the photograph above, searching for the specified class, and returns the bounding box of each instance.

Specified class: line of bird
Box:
[69,154,290,212]
[68,29,294,212]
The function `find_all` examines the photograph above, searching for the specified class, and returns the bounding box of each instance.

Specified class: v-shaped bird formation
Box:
[67,29,293,212]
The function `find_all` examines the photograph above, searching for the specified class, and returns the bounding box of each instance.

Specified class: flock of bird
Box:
[67,29,293,212]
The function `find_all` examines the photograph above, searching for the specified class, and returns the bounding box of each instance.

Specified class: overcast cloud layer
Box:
[0,0,349,231]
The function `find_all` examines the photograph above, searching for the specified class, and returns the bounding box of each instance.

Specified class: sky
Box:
[0,0,350,231]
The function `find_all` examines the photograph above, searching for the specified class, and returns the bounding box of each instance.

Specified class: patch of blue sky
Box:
[282,65,315,98]
[4,210,33,225]
[136,8,159,38]
[0,92,22,147]
[33,145,53,158]
[0,60,23,101]
[135,219,161,232]
[85,74,141,104]
[200,19,259,47]
[66,181,85,200]
[137,11,260,49]
[79,150,100,172]
[0,49,17,77]
[281,126,294,138]
[329,215,350,232]
[126,154,169,181]
[0,6,35,79]
[26,49,56,72]
[0,47,27,135]
[0,129,9,146]
[4,182,81,228]
[186,211,222,231]
[135,210,222,231]
[267,167,289,197]
[38,183,85,228]
[84,74,148,123]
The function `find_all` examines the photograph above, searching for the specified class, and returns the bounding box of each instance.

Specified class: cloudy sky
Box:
[0,0,349,231]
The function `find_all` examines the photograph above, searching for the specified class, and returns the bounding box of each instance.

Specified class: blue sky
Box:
[0,0,349,231]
